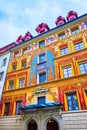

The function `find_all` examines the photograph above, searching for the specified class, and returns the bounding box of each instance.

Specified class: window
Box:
[75,42,84,51]
[85,90,87,96]
[38,96,45,105]
[4,102,10,116]
[60,47,68,56]
[66,93,79,111]
[22,61,26,68]
[23,48,27,54]
[39,40,45,48]
[39,53,45,63]
[58,32,66,40]
[2,58,7,67]
[9,81,14,90]
[0,72,4,81]
[71,27,79,35]
[79,62,87,74]
[19,79,25,88]
[39,72,46,83]
[12,64,17,71]
[14,51,19,57]
[63,66,72,78]
[15,101,22,115]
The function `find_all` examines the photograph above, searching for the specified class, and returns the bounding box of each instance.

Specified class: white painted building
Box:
[0,51,10,100]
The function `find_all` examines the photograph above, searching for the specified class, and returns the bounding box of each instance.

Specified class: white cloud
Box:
[0,0,86,48]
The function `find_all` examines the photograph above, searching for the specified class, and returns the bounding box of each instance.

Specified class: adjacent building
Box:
[0,11,87,130]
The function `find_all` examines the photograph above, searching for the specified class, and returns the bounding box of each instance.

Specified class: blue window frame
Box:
[16,101,22,115]
[63,66,72,78]
[75,42,84,51]
[39,40,45,48]
[60,47,68,55]
[39,72,46,83]
[39,53,45,63]
[58,32,66,40]
[38,96,45,104]
[71,27,79,35]
[67,93,79,111]
[79,62,87,74]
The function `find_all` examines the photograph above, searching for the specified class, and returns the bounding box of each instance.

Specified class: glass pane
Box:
[4,103,10,116]
[75,42,84,51]
[39,41,45,48]
[38,96,45,104]
[39,54,45,63]
[39,73,46,83]
[67,94,79,111]
[16,101,22,115]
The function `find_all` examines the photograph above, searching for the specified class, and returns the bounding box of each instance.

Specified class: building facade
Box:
[0,51,11,100]
[0,11,87,130]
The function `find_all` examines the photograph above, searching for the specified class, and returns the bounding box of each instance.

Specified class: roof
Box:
[21,102,63,110]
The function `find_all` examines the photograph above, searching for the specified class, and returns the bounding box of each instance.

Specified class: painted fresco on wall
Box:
[26,92,34,105]
[48,87,59,102]
[65,28,71,37]
[46,34,57,45]
[79,21,87,31]
[30,50,54,85]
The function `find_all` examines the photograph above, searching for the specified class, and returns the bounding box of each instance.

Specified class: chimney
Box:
[16,35,24,44]
[24,32,33,41]
[55,16,66,26]
[35,23,50,34]
[66,11,78,22]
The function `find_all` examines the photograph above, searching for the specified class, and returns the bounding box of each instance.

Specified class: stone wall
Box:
[62,110,87,130]
[0,115,23,130]
[0,110,87,130]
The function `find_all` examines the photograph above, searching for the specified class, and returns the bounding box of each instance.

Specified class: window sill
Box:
[37,61,47,65]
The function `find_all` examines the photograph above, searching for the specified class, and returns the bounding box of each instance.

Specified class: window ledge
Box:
[37,61,47,65]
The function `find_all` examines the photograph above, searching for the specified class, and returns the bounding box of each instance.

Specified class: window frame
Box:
[8,80,14,90]
[60,47,68,56]
[14,51,19,57]
[4,102,10,116]
[19,78,25,88]
[79,61,87,74]
[58,31,66,40]
[15,100,22,115]
[74,41,84,51]
[37,71,47,84]
[38,96,45,105]
[0,71,4,81]
[1,58,7,67]
[39,40,45,48]
[66,92,79,111]
[62,65,73,78]
[71,26,79,35]
[12,64,17,71]
[22,61,26,68]
[23,47,27,54]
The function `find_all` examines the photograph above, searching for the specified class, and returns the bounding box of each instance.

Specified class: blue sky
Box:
[0,0,87,48]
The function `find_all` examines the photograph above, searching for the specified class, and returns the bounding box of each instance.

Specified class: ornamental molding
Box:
[33,86,49,96]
